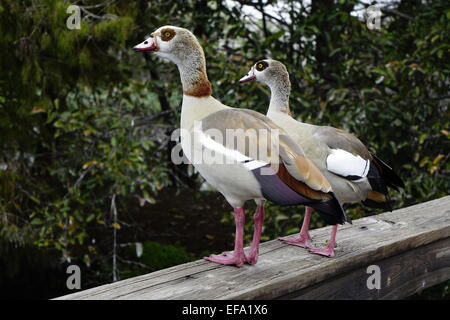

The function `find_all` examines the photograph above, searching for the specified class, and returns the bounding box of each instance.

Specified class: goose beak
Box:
[239,71,256,83]
[133,37,158,52]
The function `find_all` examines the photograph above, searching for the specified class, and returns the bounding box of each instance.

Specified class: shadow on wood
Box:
[56,196,450,300]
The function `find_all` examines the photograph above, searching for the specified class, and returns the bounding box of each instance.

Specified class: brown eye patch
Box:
[161,28,176,41]
[255,60,269,71]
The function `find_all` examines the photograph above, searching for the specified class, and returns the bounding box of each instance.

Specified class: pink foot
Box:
[204,252,246,267]
[246,251,258,265]
[219,250,257,265]
[278,233,312,248]
[278,207,313,248]
[205,207,247,267]
[211,250,258,265]
[308,246,335,257]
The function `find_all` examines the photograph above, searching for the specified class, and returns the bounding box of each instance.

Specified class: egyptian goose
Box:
[133,27,348,266]
[240,59,404,257]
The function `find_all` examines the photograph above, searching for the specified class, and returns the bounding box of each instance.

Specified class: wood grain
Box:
[56,195,450,300]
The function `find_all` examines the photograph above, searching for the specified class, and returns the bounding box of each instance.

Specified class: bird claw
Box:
[278,233,312,248]
[245,250,259,265]
[308,246,335,257]
[204,252,246,267]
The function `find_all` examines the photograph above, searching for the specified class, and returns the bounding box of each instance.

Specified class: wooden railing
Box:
[56,195,450,300]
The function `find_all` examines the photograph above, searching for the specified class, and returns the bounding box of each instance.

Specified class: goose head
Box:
[240,59,291,113]
[133,26,211,97]
[240,59,290,87]
[133,26,203,65]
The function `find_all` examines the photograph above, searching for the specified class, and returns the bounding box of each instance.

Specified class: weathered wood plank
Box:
[56,196,450,300]
[278,237,450,299]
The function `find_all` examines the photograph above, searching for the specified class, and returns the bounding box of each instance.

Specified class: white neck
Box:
[177,57,210,96]
[160,42,212,98]
[181,95,225,129]
[267,81,291,115]
[174,49,223,131]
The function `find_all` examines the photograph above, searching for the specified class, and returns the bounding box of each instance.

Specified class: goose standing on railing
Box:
[133,27,348,266]
[240,59,404,257]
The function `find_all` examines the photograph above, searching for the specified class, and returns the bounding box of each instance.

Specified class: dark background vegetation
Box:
[0,0,448,299]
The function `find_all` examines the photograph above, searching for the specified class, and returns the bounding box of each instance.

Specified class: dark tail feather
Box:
[310,193,351,225]
[363,162,392,211]
[362,153,404,212]
[371,153,405,190]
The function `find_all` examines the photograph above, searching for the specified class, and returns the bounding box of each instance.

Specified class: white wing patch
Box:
[198,130,250,162]
[196,130,267,171]
[242,160,267,171]
[326,149,370,178]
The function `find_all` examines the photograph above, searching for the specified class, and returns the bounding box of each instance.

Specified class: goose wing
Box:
[198,109,349,224]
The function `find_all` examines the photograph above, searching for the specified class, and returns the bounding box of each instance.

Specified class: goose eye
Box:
[161,29,176,41]
[255,61,268,71]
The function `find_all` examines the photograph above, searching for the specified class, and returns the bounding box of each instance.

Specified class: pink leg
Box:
[279,206,312,248]
[246,203,265,265]
[308,225,338,257]
[204,208,246,267]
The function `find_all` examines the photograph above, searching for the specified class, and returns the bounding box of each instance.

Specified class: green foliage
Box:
[0,0,449,298]
[116,241,193,279]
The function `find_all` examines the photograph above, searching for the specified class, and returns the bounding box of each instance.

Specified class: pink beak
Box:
[239,70,256,83]
[133,36,158,52]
